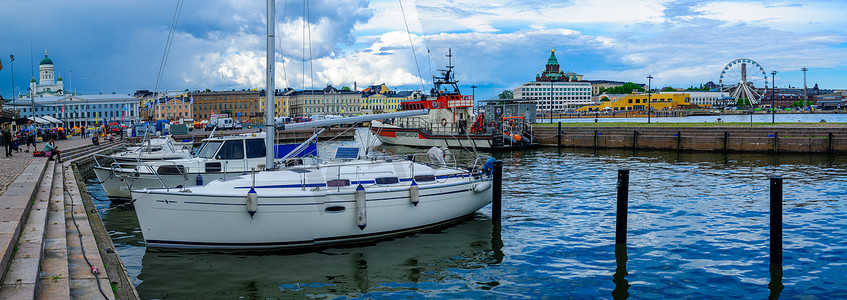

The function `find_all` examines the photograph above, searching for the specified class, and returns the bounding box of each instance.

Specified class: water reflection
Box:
[134,215,497,299]
[612,244,630,299]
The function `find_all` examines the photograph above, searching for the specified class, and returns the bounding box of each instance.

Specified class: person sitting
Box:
[43,139,62,162]
[92,135,100,146]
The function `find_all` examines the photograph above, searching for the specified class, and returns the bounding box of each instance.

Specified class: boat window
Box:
[197,141,221,158]
[375,177,400,185]
[245,139,266,158]
[414,175,436,182]
[216,140,244,160]
[327,179,351,187]
[157,165,186,175]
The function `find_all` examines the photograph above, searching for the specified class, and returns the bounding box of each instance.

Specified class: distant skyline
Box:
[1,0,846,101]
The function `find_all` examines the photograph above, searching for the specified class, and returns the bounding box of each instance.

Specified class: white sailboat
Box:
[130,0,495,249]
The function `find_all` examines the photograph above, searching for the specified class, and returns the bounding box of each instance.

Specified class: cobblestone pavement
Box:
[0,136,97,195]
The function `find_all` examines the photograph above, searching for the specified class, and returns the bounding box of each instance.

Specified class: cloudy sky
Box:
[1,0,846,101]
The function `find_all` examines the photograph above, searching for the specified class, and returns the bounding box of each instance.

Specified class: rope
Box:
[399,0,426,91]
[64,182,109,299]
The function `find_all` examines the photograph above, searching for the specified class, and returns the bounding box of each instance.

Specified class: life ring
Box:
[441,118,448,127]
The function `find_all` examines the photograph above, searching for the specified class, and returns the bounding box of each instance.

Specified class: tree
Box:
[736,98,750,106]
[661,86,676,92]
[498,90,513,99]
[600,96,611,102]
[341,86,351,91]
[599,82,645,95]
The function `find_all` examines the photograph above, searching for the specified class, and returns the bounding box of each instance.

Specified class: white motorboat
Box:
[94,132,282,199]
[110,135,193,162]
[132,150,495,249]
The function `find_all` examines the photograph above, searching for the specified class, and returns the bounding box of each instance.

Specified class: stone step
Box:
[37,162,70,299]
[0,158,49,290]
[0,161,54,299]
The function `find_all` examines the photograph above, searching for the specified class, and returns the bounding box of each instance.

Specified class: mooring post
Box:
[770,177,783,265]
[492,160,503,222]
[633,131,638,149]
[557,121,562,148]
[616,169,630,245]
[594,130,598,149]
[828,132,833,153]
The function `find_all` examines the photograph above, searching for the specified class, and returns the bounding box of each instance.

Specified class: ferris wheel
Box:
[719,58,768,106]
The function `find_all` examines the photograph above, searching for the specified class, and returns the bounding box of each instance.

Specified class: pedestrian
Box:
[43,138,61,162]
[1,123,10,157]
[24,120,37,153]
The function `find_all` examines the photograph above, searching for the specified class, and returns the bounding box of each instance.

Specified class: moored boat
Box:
[370,49,535,150]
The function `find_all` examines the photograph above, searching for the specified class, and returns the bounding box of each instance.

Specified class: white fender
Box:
[356,184,367,230]
[473,181,492,193]
[246,188,258,218]
[409,181,419,206]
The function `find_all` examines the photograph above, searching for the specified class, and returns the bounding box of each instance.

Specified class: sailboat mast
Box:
[265,0,276,170]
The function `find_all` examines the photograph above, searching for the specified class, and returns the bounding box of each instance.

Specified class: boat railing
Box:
[396,117,470,136]
[100,157,189,191]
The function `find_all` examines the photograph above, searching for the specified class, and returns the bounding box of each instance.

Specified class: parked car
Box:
[233,123,243,130]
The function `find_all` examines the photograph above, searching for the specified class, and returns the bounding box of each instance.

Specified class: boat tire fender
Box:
[247,188,258,218]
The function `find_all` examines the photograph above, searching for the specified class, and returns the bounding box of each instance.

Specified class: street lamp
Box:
[646,75,653,124]
[771,70,777,123]
[9,54,15,109]
[801,67,808,109]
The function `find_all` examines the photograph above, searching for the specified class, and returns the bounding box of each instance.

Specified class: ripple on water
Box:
[85,137,847,298]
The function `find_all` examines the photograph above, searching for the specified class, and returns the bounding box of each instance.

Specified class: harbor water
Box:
[86,129,847,299]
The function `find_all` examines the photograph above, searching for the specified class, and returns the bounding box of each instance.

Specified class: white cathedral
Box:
[23,51,65,98]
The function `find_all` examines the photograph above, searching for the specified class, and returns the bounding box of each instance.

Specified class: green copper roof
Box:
[30,77,37,82]
[546,49,558,66]
[39,54,53,65]
[57,75,63,81]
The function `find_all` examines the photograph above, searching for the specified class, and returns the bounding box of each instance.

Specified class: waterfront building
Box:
[288,85,364,116]
[8,94,140,127]
[190,90,261,121]
[20,51,66,98]
[361,84,418,114]
[154,94,192,121]
[512,49,592,112]
[257,89,293,118]
[662,91,728,107]
[815,91,847,110]
[576,93,694,112]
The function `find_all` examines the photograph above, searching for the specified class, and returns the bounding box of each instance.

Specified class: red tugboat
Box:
[370,50,535,150]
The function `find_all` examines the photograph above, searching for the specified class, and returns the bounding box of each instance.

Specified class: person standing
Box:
[24,120,37,153]
[1,123,10,157]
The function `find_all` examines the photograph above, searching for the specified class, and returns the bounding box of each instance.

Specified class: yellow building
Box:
[577,93,694,112]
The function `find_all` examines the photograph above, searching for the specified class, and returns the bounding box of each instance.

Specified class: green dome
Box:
[30,78,37,83]
[546,49,559,66]
[57,75,63,81]
[39,54,53,65]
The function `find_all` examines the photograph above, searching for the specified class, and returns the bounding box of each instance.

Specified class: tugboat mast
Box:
[431,48,460,96]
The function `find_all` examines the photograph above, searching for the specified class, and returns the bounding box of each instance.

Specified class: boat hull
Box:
[371,126,498,149]
[132,180,492,249]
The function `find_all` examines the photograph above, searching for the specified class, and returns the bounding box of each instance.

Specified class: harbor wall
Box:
[533,126,847,153]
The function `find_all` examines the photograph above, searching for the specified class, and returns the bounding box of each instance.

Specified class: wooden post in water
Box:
[770,177,783,265]
[616,169,630,245]
[492,160,503,222]
[677,130,681,151]
[828,132,833,153]
[557,122,562,148]
[632,131,638,149]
